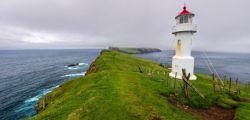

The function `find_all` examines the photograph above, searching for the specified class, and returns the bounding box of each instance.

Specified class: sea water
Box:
[0,49,100,120]
[0,49,249,120]
[136,50,250,83]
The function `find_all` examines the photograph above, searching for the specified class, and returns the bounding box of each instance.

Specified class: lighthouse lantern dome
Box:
[175,6,195,24]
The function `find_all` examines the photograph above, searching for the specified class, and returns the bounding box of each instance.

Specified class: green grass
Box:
[108,47,161,54]
[117,48,142,54]
[29,50,250,120]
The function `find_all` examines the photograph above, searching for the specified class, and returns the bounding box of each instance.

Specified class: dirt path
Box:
[186,106,235,120]
[168,94,235,120]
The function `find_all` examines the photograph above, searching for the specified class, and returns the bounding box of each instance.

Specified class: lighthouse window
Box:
[180,15,188,24]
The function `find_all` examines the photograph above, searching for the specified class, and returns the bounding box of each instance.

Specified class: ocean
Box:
[136,50,250,83]
[0,49,101,120]
[0,49,249,120]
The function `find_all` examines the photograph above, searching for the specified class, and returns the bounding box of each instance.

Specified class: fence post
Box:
[229,77,232,93]
[174,72,177,89]
[182,69,190,99]
[223,75,227,89]
[212,73,216,92]
[248,82,250,89]
[236,78,240,95]
[166,73,169,87]
[181,69,205,99]
[247,82,250,93]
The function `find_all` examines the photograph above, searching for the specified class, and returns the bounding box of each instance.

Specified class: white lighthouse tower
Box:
[169,6,197,80]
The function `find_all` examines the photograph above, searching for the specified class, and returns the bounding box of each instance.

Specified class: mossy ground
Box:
[29,50,250,120]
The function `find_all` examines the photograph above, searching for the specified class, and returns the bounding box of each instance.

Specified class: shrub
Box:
[185,96,213,109]
[217,97,239,109]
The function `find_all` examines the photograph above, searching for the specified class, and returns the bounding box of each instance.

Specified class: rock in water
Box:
[67,63,79,67]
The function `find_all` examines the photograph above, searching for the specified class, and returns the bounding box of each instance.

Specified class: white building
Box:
[169,6,197,80]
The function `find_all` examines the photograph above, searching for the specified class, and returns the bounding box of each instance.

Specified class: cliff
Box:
[30,50,250,120]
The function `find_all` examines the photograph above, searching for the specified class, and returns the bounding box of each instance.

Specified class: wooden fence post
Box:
[138,66,143,73]
[182,69,190,99]
[247,82,250,93]
[181,69,205,99]
[236,78,240,95]
[212,73,215,92]
[248,82,250,92]
[166,73,169,87]
[223,75,227,89]
[174,72,177,89]
[229,77,232,93]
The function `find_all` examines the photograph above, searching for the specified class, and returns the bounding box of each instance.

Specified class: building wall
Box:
[174,32,193,57]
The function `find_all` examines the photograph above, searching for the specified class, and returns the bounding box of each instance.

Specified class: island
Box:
[108,47,161,54]
[29,50,250,120]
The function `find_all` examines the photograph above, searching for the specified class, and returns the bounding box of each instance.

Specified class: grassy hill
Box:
[29,50,250,120]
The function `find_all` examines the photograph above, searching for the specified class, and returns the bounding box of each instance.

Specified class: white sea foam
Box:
[79,63,88,66]
[15,85,59,113]
[25,97,39,103]
[15,106,33,113]
[24,85,59,104]
[61,72,86,77]
[67,66,79,70]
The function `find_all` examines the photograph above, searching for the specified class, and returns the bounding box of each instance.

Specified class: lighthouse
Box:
[169,6,197,80]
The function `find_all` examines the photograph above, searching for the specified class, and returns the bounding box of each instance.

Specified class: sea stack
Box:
[169,6,197,80]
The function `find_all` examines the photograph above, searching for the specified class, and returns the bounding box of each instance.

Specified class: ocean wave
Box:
[67,66,80,70]
[15,106,33,113]
[15,85,59,113]
[24,85,59,103]
[79,63,88,66]
[61,72,86,77]
[24,97,39,103]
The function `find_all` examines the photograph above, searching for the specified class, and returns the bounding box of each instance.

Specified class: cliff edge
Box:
[30,50,250,120]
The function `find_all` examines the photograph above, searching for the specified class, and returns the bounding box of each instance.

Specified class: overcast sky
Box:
[0,0,249,53]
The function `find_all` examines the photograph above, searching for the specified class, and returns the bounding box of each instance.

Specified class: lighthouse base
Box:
[169,72,197,80]
[169,56,197,80]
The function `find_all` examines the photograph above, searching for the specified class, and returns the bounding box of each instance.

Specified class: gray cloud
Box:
[0,0,249,53]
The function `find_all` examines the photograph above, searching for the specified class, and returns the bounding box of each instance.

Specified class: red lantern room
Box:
[175,6,195,25]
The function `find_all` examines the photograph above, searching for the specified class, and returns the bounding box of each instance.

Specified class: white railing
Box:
[172,24,197,33]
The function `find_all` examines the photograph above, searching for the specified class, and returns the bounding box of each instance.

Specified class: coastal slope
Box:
[30,50,250,120]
